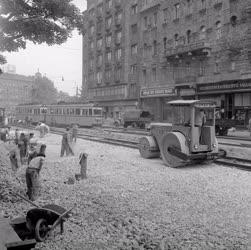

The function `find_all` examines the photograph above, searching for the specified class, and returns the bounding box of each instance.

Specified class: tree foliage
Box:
[32,74,58,104]
[0,0,84,62]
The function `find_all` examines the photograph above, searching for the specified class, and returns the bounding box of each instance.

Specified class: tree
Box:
[0,0,84,64]
[32,74,58,104]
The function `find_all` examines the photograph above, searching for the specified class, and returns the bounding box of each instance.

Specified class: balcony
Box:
[165,41,211,59]
[214,1,222,9]
[140,0,161,12]
[175,76,197,85]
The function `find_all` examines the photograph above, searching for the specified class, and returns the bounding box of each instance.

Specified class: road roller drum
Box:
[138,136,160,159]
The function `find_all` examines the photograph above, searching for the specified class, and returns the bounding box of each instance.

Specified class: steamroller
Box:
[138,100,224,168]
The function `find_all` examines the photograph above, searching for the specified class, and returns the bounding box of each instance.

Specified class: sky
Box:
[3,0,87,96]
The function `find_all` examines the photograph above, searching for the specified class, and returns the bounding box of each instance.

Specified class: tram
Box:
[15,103,103,127]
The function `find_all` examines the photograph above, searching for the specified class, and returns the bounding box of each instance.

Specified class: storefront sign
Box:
[179,88,196,96]
[198,81,251,93]
[140,87,176,98]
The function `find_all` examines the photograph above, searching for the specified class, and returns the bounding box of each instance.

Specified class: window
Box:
[144,16,148,29]
[115,67,122,80]
[131,44,138,55]
[215,61,220,73]
[215,21,222,39]
[186,30,191,44]
[200,25,206,40]
[143,69,147,84]
[131,4,138,15]
[82,109,88,116]
[116,12,122,23]
[153,40,157,55]
[163,8,168,23]
[106,17,112,28]
[106,35,112,46]
[201,0,206,9]
[163,37,167,50]
[97,54,103,66]
[174,34,179,46]
[90,41,94,49]
[199,60,205,76]
[174,3,180,19]
[116,31,122,43]
[97,4,103,14]
[130,64,137,74]
[143,43,148,57]
[152,68,157,81]
[230,16,237,26]
[186,0,192,15]
[107,0,112,9]
[106,51,112,62]
[97,71,102,84]
[115,48,122,60]
[230,61,236,71]
[76,109,81,115]
[186,62,191,75]
[105,69,112,80]
[89,59,94,70]
[97,38,103,49]
[131,24,138,34]
[153,12,157,27]
[90,25,95,35]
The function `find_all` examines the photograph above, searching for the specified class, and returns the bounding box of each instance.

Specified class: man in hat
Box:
[26,144,46,201]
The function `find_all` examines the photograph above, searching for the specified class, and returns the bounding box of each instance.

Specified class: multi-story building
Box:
[138,0,251,126]
[83,0,251,126]
[0,73,34,114]
[82,0,140,119]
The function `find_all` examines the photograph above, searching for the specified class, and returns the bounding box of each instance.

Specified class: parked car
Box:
[122,110,154,129]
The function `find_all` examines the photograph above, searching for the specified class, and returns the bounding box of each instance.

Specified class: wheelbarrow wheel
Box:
[35,218,49,242]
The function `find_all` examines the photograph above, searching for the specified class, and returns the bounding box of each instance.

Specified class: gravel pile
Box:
[1,133,251,249]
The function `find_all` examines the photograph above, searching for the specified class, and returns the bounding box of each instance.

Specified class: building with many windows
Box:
[83,0,251,126]
[0,73,34,114]
[82,0,140,119]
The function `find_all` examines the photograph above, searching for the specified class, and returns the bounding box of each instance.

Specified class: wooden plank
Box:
[0,217,21,250]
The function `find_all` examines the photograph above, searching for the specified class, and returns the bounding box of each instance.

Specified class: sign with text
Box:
[198,81,251,93]
[140,87,176,98]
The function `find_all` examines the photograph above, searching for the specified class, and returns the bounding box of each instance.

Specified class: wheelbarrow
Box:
[10,193,74,242]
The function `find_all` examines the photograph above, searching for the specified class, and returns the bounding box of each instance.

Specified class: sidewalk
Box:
[228,129,250,138]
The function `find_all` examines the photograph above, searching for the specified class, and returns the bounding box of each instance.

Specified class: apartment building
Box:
[83,0,251,125]
[82,0,140,118]
[0,73,34,114]
[138,0,251,126]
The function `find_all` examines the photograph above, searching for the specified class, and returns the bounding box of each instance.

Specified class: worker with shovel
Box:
[26,144,46,201]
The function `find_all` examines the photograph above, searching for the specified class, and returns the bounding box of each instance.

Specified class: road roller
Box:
[138,100,224,167]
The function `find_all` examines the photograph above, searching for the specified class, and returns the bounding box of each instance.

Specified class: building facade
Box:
[82,0,140,119]
[0,73,34,114]
[83,0,251,126]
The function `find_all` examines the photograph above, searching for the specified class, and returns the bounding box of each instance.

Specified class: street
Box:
[2,132,250,250]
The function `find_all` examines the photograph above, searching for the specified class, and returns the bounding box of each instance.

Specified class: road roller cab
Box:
[139,100,220,167]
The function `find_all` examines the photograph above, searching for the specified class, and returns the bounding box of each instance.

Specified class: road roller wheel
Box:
[160,132,189,168]
[138,136,160,159]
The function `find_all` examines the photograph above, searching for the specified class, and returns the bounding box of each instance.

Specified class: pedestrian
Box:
[14,128,19,145]
[0,126,9,142]
[71,124,78,143]
[19,133,28,164]
[60,127,71,157]
[26,144,46,201]
[249,117,251,136]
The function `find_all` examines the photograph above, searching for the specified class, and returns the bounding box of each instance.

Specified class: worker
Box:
[19,133,28,164]
[0,126,9,142]
[14,128,19,145]
[71,124,78,143]
[249,117,251,136]
[195,109,206,143]
[26,144,46,201]
[60,127,71,157]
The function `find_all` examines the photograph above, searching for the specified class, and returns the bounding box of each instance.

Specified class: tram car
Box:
[15,103,103,127]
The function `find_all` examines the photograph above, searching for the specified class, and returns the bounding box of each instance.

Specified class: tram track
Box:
[14,125,251,170]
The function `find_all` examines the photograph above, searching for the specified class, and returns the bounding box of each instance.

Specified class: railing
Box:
[140,0,160,12]
[165,41,211,57]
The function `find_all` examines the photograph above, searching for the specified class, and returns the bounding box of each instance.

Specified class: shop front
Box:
[197,80,251,127]
[140,86,177,122]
